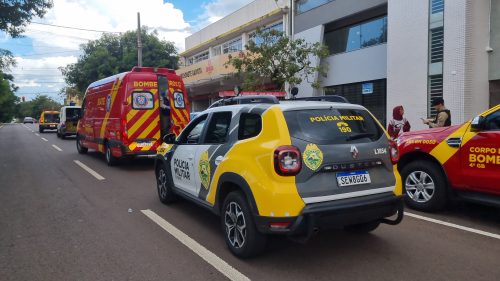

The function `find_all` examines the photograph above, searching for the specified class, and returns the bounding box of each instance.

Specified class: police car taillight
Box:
[389,141,399,164]
[274,146,301,176]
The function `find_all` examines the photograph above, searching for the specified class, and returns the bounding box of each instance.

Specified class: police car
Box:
[398,104,500,212]
[155,96,404,257]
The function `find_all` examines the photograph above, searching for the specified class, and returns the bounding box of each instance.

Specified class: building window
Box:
[212,45,222,57]
[324,79,387,126]
[223,38,242,54]
[324,16,387,55]
[188,50,209,65]
[296,0,334,14]
[429,27,444,63]
[427,0,444,117]
[249,22,284,46]
[431,0,444,14]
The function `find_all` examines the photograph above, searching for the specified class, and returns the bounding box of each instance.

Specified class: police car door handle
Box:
[215,156,223,166]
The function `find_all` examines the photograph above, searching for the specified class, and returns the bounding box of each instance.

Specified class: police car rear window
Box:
[44,114,59,123]
[284,108,383,145]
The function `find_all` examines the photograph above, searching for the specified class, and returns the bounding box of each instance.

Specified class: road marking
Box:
[73,160,105,181]
[41,137,48,142]
[406,212,500,240]
[142,209,250,281]
[35,133,40,136]
[52,144,63,152]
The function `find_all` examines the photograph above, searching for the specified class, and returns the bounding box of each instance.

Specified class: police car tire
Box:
[76,135,88,154]
[156,164,177,204]
[344,221,380,233]
[221,191,267,258]
[105,143,118,166]
[401,160,447,212]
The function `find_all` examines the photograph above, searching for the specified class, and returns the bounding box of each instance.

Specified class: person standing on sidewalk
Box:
[422,97,451,128]
[388,105,411,139]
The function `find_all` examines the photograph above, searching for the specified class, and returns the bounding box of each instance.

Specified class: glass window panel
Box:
[346,25,361,52]
[296,0,334,14]
[360,17,385,48]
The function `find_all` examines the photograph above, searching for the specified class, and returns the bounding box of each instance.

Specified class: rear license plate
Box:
[50,125,56,128]
[336,171,371,187]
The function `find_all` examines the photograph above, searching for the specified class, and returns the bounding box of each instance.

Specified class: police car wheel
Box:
[344,221,380,233]
[221,191,266,258]
[402,160,447,212]
[76,135,88,154]
[105,143,118,166]
[156,164,176,204]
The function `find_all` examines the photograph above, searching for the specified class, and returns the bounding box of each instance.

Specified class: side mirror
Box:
[163,133,176,144]
[470,115,485,131]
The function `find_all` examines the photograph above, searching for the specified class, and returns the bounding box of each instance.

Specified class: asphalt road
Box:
[1,123,500,281]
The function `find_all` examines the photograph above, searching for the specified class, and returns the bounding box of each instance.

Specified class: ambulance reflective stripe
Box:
[169,87,189,136]
[429,123,478,165]
[125,88,161,152]
[98,78,122,152]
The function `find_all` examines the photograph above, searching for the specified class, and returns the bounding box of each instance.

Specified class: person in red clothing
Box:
[388,105,411,139]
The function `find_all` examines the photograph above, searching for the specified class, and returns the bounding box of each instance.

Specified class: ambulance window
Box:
[484,110,500,131]
[132,91,154,110]
[204,112,232,144]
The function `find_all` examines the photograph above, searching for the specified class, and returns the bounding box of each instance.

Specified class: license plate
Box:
[336,171,371,187]
[50,125,56,127]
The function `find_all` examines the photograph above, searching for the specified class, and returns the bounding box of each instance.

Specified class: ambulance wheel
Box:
[345,221,380,233]
[105,143,118,166]
[76,135,88,154]
[401,160,447,212]
[221,191,267,258]
[156,164,176,204]
[56,131,61,138]
[61,133,66,140]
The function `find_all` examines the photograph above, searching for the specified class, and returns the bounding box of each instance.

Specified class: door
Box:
[171,114,208,196]
[460,109,500,194]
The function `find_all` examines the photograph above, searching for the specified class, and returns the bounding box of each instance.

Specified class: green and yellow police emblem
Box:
[303,143,324,171]
[199,150,211,189]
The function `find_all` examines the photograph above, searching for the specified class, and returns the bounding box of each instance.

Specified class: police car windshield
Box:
[284,108,383,145]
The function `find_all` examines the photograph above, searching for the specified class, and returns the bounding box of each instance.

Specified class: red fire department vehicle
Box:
[76,67,190,165]
[397,104,500,211]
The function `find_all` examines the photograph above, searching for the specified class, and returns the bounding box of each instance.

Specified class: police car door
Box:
[171,114,208,196]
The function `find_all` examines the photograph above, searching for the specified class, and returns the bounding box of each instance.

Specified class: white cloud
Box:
[195,0,254,29]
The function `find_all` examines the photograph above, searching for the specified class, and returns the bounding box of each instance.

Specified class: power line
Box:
[31,22,122,34]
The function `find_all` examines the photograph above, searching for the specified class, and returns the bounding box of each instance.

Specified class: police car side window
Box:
[204,112,232,144]
[484,110,500,131]
[238,113,262,140]
[177,114,208,144]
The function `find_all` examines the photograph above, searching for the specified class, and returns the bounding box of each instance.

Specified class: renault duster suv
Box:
[155,96,403,257]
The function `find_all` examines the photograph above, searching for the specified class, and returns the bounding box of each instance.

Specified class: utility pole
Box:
[137,12,143,67]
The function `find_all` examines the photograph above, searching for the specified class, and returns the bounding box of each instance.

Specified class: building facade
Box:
[178,0,289,111]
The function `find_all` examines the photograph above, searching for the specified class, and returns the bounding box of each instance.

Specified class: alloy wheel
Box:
[405,171,435,203]
[224,201,247,249]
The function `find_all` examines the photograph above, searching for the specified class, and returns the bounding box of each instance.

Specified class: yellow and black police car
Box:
[155,96,404,257]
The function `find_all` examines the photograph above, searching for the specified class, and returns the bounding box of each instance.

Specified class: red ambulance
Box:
[397,104,500,211]
[76,67,190,165]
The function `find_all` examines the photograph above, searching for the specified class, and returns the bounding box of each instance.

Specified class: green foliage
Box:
[225,29,329,92]
[0,75,19,122]
[61,29,179,96]
[0,0,53,38]
[16,95,61,120]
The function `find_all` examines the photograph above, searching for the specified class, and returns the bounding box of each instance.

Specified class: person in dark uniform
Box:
[159,90,171,137]
[422,97,451,128]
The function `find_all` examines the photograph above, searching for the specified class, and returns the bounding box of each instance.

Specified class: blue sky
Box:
[0,0,252,103]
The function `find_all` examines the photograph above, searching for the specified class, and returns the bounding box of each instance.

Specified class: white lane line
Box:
[52,144,63,152]
[35,133,40,136]
[41,137,48,142]
[142,209,250,281]
[73,160,105,181]
[406,212,500,240]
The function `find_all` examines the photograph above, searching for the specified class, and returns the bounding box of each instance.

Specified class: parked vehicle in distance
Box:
[76,66,190,166]
[39,111,60,133]
[23,117,35,124]
[398,104,500,212]
[155,95,403,258]
[57,106,81,139]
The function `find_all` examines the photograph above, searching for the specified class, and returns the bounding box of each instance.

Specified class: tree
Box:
[225,29,329,92]
[0,75,19,122]
[0,0,53,38]
[16,95,61,119]
[61,29,179,96]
